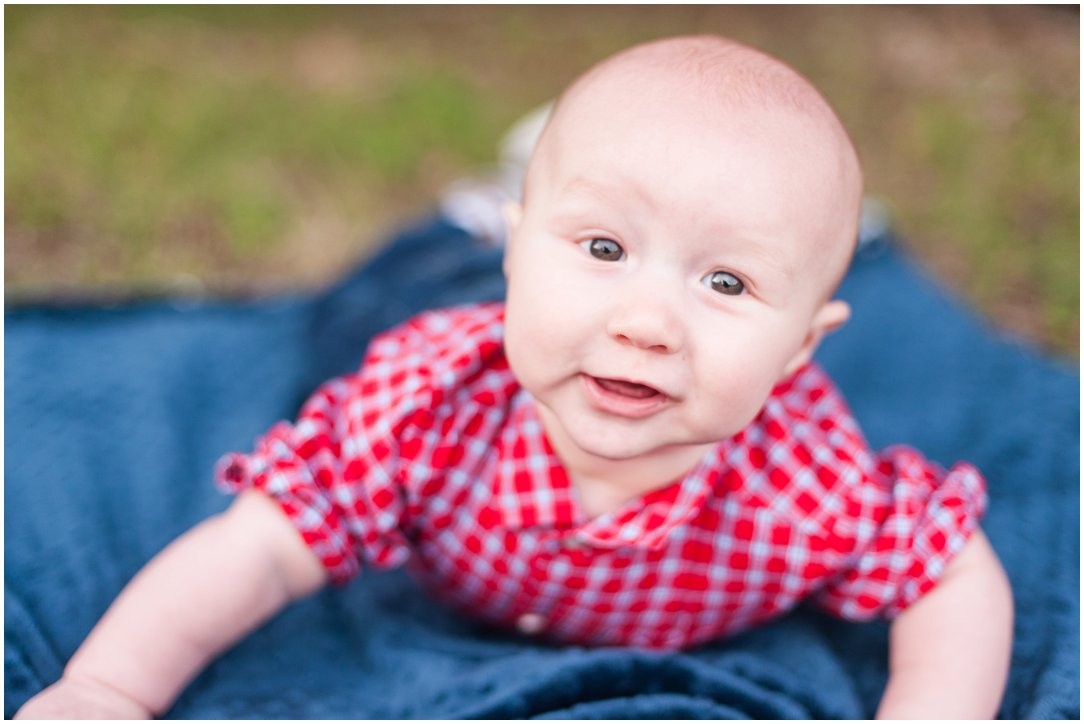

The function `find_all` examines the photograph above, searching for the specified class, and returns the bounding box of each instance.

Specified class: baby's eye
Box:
[581,237,625,262]
[703,271,745,296]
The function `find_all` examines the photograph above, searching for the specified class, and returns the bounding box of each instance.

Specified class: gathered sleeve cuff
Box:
[216,420,360,585]
[214,373,411,586]
[813,446,988,620]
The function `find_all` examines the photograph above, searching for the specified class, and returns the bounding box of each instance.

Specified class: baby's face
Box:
[503,60,858,474]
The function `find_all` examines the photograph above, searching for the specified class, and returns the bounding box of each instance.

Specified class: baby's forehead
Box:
[544,59,853,199]
[538,38,859,193]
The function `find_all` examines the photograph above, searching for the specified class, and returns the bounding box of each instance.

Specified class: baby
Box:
[17,35,1012,719]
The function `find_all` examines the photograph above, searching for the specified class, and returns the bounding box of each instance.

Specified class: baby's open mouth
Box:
[581,374,671,418]
[592,377,662,400]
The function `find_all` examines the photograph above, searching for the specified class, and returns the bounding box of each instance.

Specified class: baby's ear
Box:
[782,300,851,378]
[501,201,524,277]
[503,201,523,236]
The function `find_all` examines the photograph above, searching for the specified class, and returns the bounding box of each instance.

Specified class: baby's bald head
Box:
[524,35,863,297]
[554,35,839,122]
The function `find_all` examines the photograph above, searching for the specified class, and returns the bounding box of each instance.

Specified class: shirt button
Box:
[515,612,547,635]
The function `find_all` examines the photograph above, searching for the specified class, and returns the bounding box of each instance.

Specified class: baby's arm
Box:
[876,529,1013,719]
[15,491,327,719]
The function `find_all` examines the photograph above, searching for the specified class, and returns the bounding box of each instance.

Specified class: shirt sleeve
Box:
[215,366,414,586]
[812,445,988,620]
[213,304,505,587]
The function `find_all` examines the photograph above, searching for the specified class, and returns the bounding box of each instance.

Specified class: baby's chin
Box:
[558,418,724,472]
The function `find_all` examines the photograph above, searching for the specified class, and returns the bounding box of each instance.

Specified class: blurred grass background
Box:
[5,5,1079,358]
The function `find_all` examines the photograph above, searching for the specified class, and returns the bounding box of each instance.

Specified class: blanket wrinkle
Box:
[5,215,1078,719]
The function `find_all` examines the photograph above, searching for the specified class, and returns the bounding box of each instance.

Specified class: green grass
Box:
[5,5,1079,358]
[6,7,508,274]
[902,87,1079,354]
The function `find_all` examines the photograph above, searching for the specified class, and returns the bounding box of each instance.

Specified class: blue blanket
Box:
[5,215,1079,718]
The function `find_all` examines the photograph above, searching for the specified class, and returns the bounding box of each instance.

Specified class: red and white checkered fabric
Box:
[217,303,986,650]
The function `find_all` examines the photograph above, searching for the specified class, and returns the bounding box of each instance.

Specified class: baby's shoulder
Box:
[765,363,867,451]
[362,302,507,384]
[349,303,514,422]
[723,364,876,527]
[366,303,506,371]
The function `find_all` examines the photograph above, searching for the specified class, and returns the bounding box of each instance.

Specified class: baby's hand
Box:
[15,676,152,720]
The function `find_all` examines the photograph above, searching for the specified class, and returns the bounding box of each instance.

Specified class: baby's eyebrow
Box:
[551,185,607,220]
[558,175,656,211]
[702,233,798,290]
[553,180,604,208]
[545,178,634,228]
[732,235,793,271]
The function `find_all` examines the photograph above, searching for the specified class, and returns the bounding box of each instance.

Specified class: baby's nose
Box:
[606,293,685,354]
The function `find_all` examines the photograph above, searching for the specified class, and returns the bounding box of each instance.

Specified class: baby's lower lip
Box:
[581,374,671,418]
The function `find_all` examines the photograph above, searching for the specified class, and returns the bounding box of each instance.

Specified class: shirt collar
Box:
[489,390,717,550]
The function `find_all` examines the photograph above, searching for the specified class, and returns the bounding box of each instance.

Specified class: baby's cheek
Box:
[704,353,774,405]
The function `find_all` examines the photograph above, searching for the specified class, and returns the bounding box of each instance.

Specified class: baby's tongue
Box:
[596,377,659,399]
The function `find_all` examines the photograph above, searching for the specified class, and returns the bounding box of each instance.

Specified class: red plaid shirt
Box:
[217,303,986,650]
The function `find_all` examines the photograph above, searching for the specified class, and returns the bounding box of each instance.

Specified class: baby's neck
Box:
[571,472,665,518]
[535,406,714,519]
[567,450,711,518]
